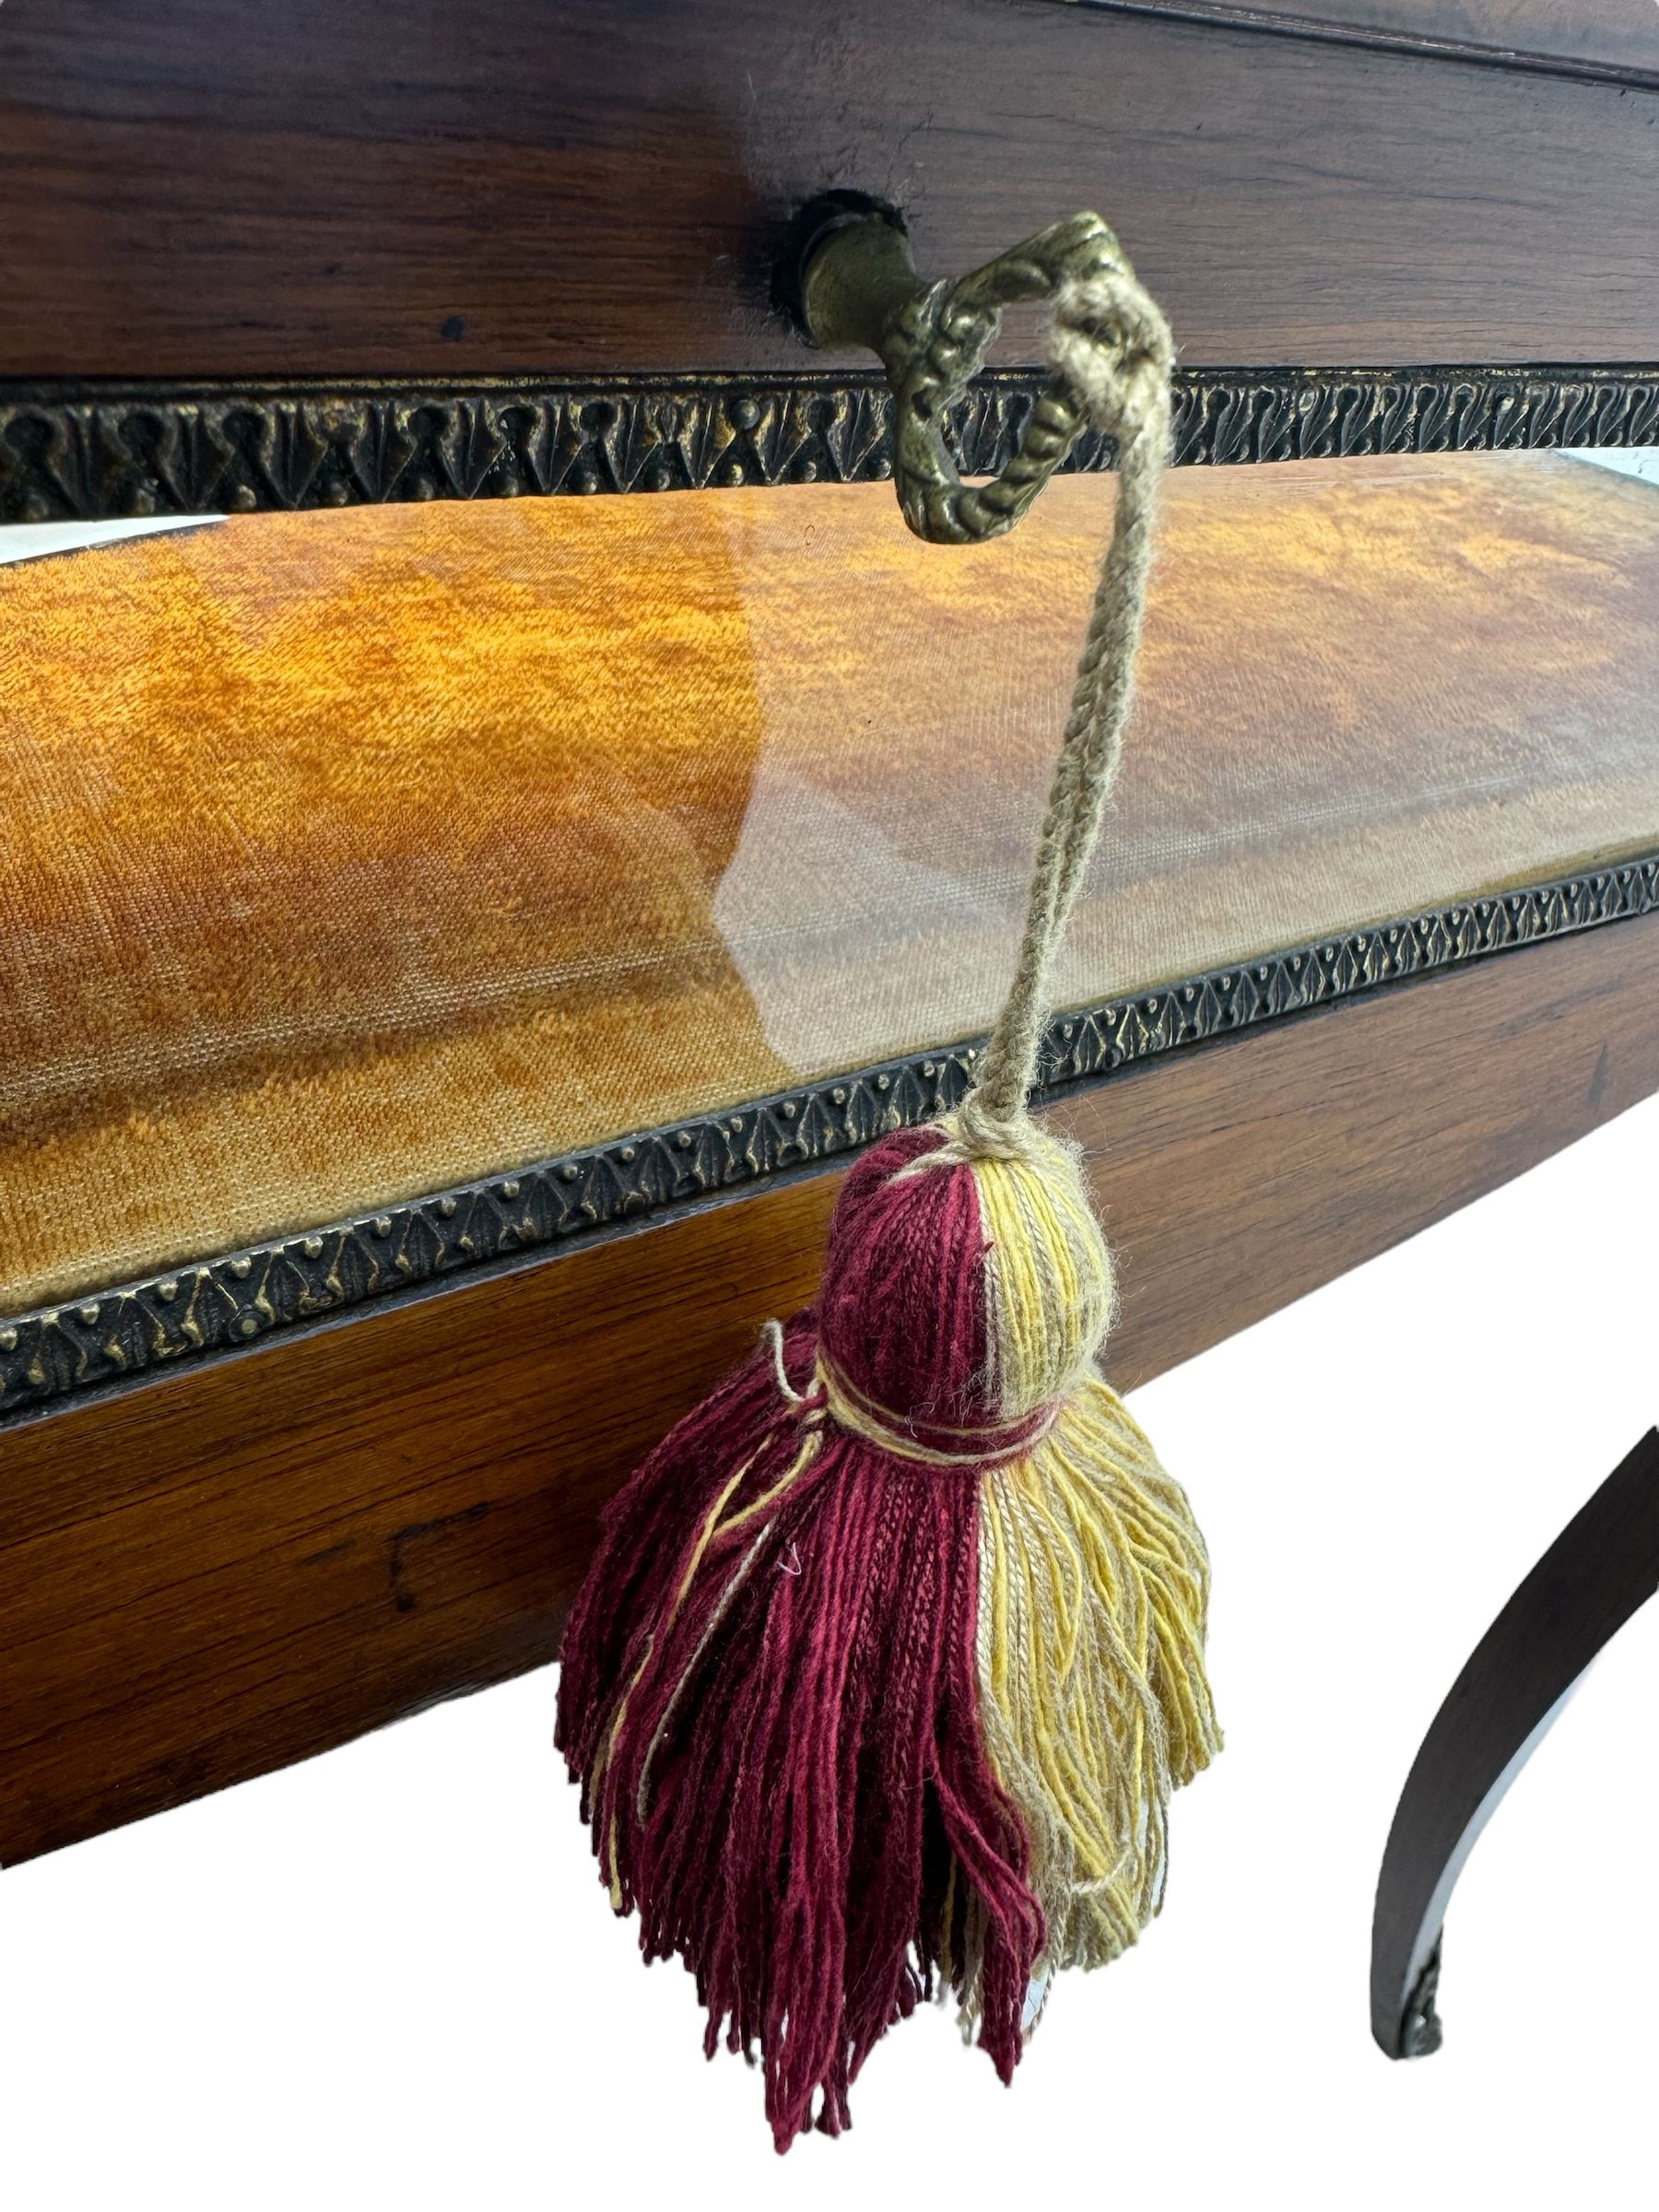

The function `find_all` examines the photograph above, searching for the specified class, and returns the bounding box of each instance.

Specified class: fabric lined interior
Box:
[2,452,1656,1312]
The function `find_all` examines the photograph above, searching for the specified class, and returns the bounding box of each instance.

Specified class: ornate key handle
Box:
[783,193,1137,545]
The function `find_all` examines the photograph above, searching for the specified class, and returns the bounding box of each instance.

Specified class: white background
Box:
[4,1088,1655,2209]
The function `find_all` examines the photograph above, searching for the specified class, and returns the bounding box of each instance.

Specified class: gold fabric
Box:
[2,453,1656,1312]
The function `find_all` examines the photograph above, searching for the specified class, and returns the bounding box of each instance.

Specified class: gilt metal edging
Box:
[791,200,1145,544]
[2,363,1656,522]
[1,853,1654,1426]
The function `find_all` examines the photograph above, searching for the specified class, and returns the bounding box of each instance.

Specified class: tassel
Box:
[556,225,1220,2150]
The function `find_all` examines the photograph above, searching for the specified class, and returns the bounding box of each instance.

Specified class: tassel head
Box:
[818,1114,1114,1444]
[557,1114,1217,2149]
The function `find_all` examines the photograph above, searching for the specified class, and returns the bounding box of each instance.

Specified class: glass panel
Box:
[2,451,1656,1308]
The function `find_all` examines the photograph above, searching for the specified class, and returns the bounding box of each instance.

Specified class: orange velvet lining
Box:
[2,454,1656,1311]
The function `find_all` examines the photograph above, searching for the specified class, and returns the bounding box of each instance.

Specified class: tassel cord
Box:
[952,255,1175,1152]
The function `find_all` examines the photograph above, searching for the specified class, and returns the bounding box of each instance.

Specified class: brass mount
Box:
[784,193,1127,544]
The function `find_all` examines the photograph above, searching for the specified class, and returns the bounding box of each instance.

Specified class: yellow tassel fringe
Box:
[955,1121,1219,1994]
[978,1378,1218,1975]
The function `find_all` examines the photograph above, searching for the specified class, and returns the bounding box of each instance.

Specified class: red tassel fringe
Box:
[557,1129,1047,2149]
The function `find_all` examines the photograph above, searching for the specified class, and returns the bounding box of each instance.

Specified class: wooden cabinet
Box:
[1,0,1655,1863]
[2,0,1658,384]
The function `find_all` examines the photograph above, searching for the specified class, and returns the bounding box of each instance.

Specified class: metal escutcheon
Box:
[782,192,1127,545]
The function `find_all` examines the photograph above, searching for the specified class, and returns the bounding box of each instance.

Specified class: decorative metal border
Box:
[3,363,1656,523]
[2,853,1654,1427]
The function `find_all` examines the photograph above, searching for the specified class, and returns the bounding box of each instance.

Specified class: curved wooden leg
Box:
[1371,1428,1659,2058]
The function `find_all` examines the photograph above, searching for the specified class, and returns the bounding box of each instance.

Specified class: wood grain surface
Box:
[1,0,1656,380]
[4,908,1657,1865]
[1088,0,1659,84]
